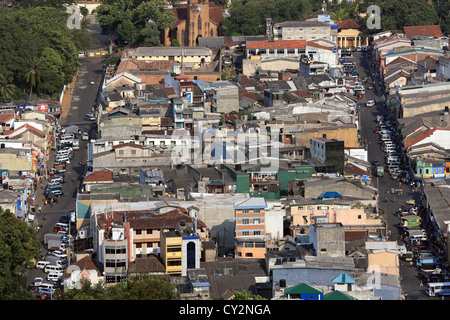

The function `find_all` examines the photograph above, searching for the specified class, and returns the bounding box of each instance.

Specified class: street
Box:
[354,52,437,300]
[24,26,106,292]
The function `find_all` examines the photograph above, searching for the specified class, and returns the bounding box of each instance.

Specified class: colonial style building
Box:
[163,0,223,47]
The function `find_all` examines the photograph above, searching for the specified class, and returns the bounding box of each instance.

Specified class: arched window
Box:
[186,241,196,269]
[198,15,202,30]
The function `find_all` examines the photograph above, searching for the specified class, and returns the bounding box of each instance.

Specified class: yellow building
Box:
[337,19,368,48]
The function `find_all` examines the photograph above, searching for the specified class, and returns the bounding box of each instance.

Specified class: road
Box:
[354,51,437,300]
[24,16,106,295]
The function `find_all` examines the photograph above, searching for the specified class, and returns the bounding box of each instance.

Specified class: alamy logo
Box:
[66,5,82,30]
[366,5,381,30]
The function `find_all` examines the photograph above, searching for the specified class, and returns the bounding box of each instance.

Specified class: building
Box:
[309,137,345,174]
[269,19,332,42]
[309,223,345,258]
[233,197,267,259]
[126,46,213,69]
[337,19,367,49]
[289,199,384,236]
[163,0,223,47]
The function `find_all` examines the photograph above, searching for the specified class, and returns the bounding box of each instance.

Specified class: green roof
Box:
[285,283,323,295]
[324,291,357,300]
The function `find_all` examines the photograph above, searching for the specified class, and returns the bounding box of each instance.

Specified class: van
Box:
[47,272,63,282]
[44,264,63,273]
[56,260,67,268]
[49,176,65,184]
[36,260,51,269]
[60,133,74,140]
[39,283,55,290]
[384,146,396,151]
[55,222,69,231]
[55,155,69,162]
[57,150,71,157]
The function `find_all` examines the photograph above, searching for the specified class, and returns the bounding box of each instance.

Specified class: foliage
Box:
[95,0,176,47]
[358,0,439,34]
[0,208,41,300]
[223,0,313,36]
[0,7,79,99]
[102,53,121,66]
[57,274,180,300]
[232,290,266,300]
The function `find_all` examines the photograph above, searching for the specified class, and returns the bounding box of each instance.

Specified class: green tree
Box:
[117,20,139,47]
[232,290,266,300]
[139,21,162,47]
[0,72,16,102]
[0,208,41,300]
[57,274,180,300]
[22,56,43,101]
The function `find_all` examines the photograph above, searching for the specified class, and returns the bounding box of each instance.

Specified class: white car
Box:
[366,100,375,107]
[50,250,68,259]
[34,277,44,286]
[90,80,94,85]
[82,132,89,141]
[37,287,55,296]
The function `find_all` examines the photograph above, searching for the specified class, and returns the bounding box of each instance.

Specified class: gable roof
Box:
[285,283,323,295]
[404,25,443,39]
[112,142,143,150]
[338,19,359,29]
[324,290,357,300]
[332,273,356,284]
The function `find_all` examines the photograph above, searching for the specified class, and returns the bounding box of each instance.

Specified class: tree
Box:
[139,21,162,47]
[22,56,43,101]
[232,290,266,300]
[95,0,176,37]
[0,7,79,99]
[117,20,139,47]
[223,0,313,36]
[0,72,16,103]
[0,208,41,300]
[57,274,180,300]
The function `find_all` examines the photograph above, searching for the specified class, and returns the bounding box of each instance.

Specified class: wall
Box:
[367,251,399,277]
[295,126,359,148]
[242,58,300,76]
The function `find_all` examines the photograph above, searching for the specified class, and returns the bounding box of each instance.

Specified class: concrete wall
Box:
[242,58,300,76]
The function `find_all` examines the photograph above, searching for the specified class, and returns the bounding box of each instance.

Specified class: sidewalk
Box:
[60,74,78,125]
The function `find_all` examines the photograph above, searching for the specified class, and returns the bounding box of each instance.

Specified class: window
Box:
[131,149,136,155]
[253,218,261,225]
[119,150,124,155]
[358,215,362,219]
[254,209,260,213]
[317,206,329,210]
[242,231,249,236]
[242,219,249,225]
[198,15,202,30]
[242,209,249,214]
[254,231,261,236]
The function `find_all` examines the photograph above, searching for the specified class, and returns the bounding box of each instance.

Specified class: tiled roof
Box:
[404,25,443,39]
[83,168,113,183]
[63,255,101,279]
[0,113,14,123]
[246,40,306,49]
[338,19,360,29]
[112,142,143,150]
[306,42,334,51]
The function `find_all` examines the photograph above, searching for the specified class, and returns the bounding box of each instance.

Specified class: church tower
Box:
[186,0,210,46]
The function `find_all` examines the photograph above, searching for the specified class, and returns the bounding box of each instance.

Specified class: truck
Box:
[400,215,421,229]
[44,233,64,245]
[47,240,62,251]
[377,166,384,177]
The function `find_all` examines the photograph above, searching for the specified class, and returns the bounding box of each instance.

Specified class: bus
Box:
[426,282,450,297]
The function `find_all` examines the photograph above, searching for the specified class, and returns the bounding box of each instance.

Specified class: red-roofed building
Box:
[245,40,306,61]
[404,25,443,40]
[163,0,223,47]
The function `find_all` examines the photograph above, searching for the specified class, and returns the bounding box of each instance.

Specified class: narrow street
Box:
[24,14,107,293]
[354,51,437,300]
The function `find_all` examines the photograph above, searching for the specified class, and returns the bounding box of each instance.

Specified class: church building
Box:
[163,0,223,47]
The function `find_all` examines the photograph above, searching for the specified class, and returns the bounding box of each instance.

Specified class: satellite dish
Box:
[197,7,201,11]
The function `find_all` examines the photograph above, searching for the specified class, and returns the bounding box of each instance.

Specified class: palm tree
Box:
[331,6,350,24]
[0,73,16,103]
[23,56,42,101]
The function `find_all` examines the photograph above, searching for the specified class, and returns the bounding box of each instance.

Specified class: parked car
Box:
[90,80,95,85]
[50,250,68,259]
[59,215,69,223]
[37,287,55,296]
